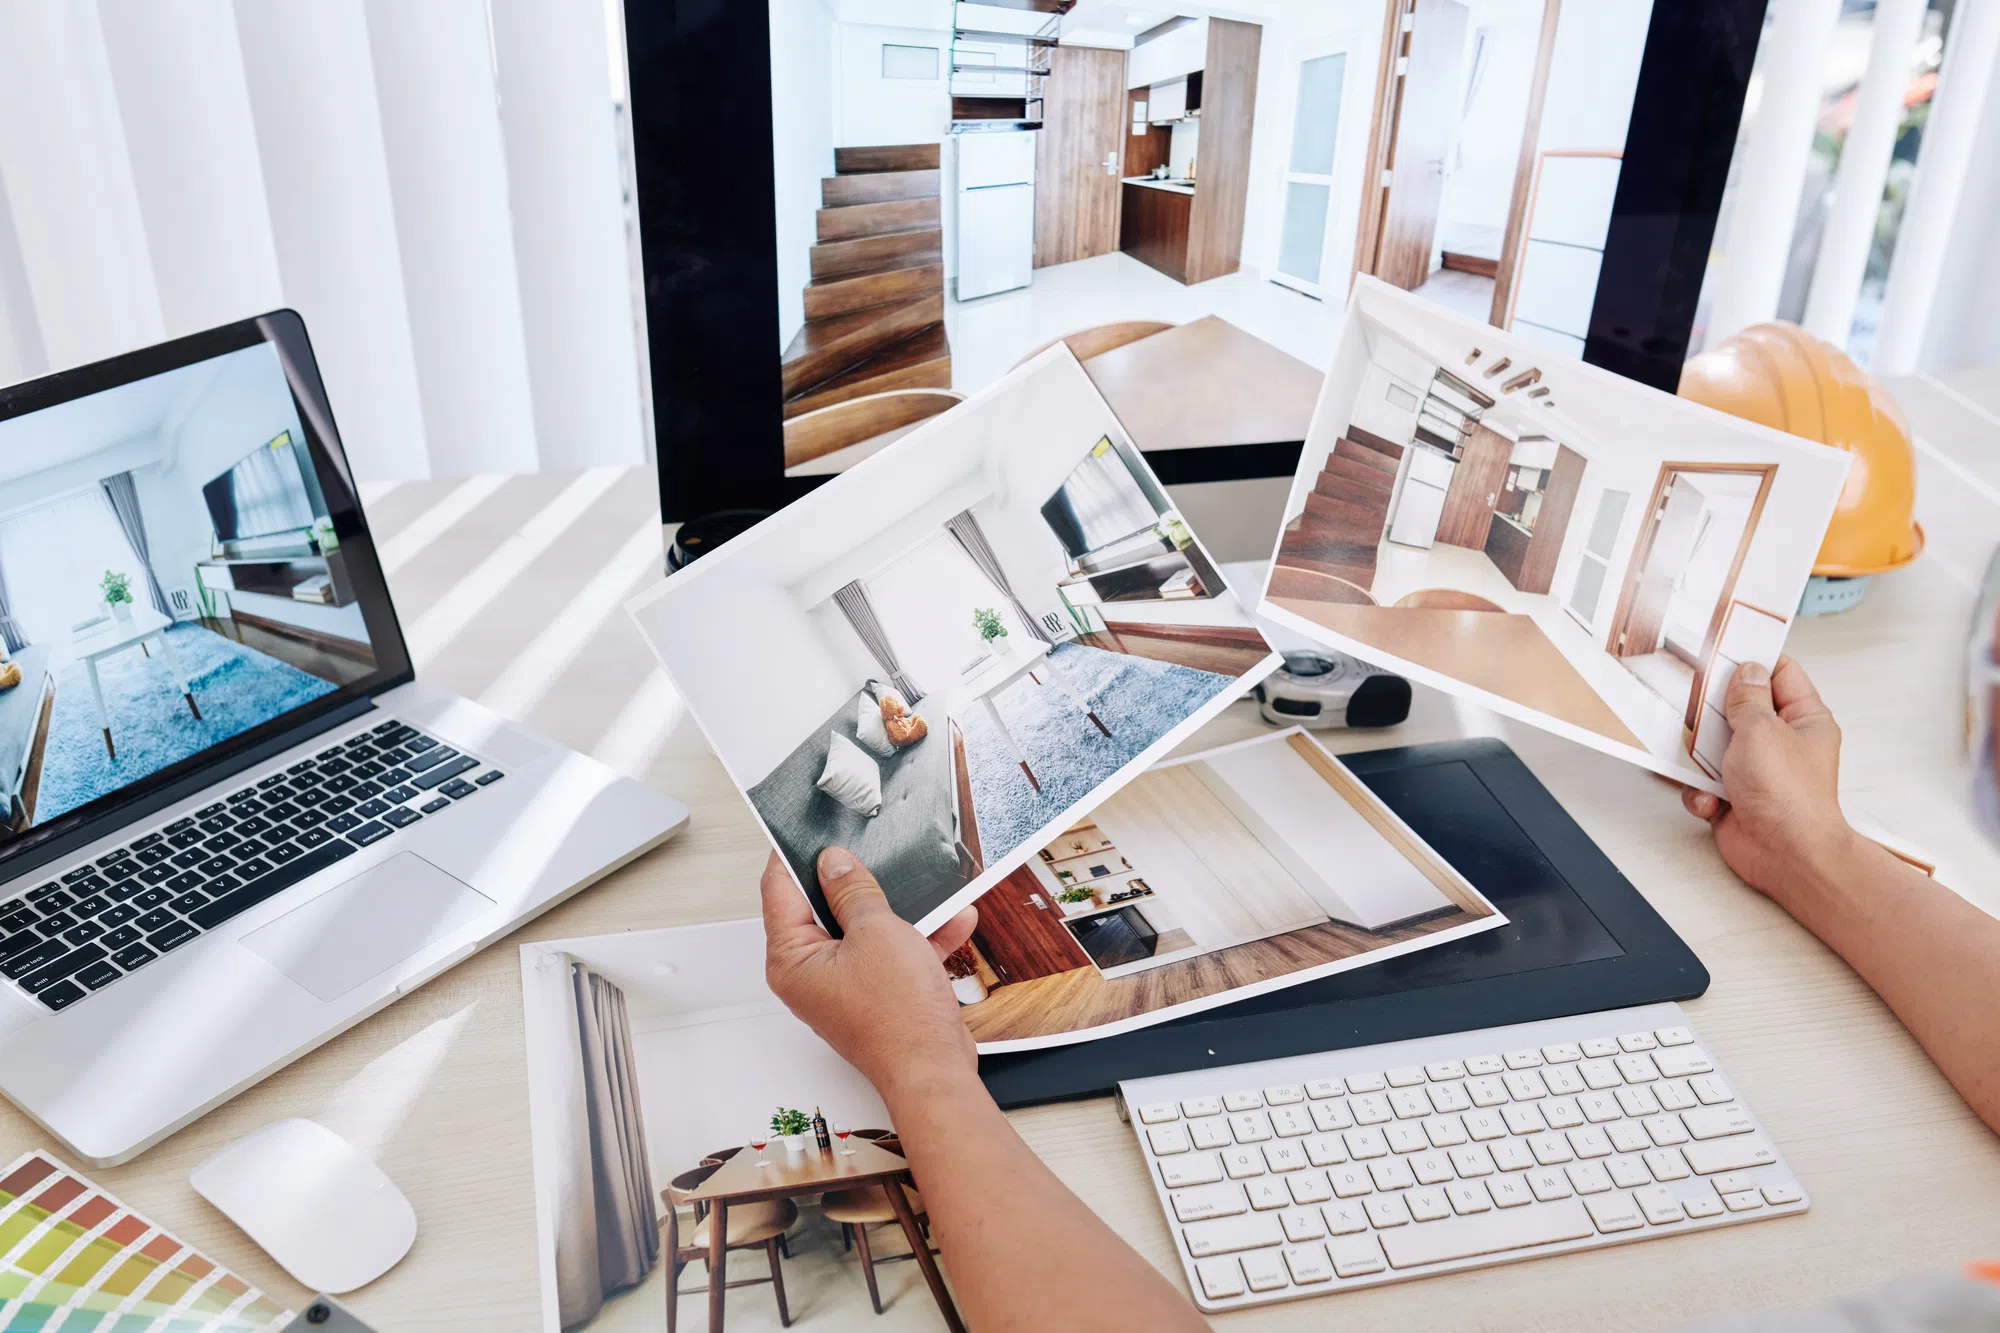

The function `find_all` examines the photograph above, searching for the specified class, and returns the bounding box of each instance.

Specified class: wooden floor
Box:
[1078,626,1270,678]
[1267,598,1645,749]
[202,616,376,687]
[961,906,1475,1044]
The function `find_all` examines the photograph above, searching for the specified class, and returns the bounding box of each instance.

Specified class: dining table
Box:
[1077,314,1325,455]
[950,638,1111,791]
[686,1135,963,1333]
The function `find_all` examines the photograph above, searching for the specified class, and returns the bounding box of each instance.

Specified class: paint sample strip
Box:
[0,1153,289,1333]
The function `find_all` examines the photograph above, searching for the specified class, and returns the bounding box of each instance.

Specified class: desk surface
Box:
[1082,315,1325,455]
[3,372,1998,1329]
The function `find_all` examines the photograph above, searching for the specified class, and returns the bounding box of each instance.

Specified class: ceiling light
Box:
[1483,356,1513,379]
[651,961,679,977]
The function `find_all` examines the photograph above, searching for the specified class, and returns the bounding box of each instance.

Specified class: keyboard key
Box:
[36,980,86,1012]
[148,921,200,953]
[1387,1065,1426,1087]
[1503,1048,1543,1069]
[1617,1031,1658,1052]
[268,843,306,864]
[1542,1065,1585,1096]
[1301,1134,1345,1166]
[1720,1189,1763,1212]
[61,921,105,947]
[1503,1070,1548,1100]
[1615,1085,1661,1117]
[1578,1059,1622,1089]
[1607,1121,1653,1154]
[1423,1116,1466,1147]
[1424,1060,1466,1081]
[1379,1200,1592,1269]
[347,822,392,847]
[1327,1165,1372,1197]
[1682,1104,1755,1140]
[1159,1153,1223,1189]
[1448,1145,1493,1177]
[112,944,156,971]
[1190,1118,1233,1150]
[1229,1112,1271,1143]
[1527,1167,1572,1201]
[165,872,204,894]
[60,865,100,884]
[1384,1122,1427,1154]
[0,937,68,979]
[405,745,456,773]
[1615,1053,1659,1083]
[189,842,357,931]
[1183,1213,1282,1258]
[167,892,209,915]
[1583,1192,1646,1233]
[1171,1182,1245,1222]
[1328,1233,1386,1277]
[1540,1043,1583,1064]
[1348,1094,1392,1125]
[1246,1179,1290,1211]
[476,769,505,785]
[1363,1194,1410,1227]
[1409,1151,1453,1185]
[1464,1054,1505,1075]
[0,904,35,934]
[1607,1154,1652,1188]
[1643,1148,1690,1181]
[21,944,108,993]
[1683,1136,1777,1174]
[1283,1243,1333,1284]
[1565,1161,1613,1195]
[421,797,452,815]
[1653,1046,1716,1078]
[1389,1088,1429,1118]
[1222,1147,1265,1179]
[1321,1201,1367,1234]
[33,891,76,915]
[385,785,419,803]
[1342,1128,1387,1160]
[1193,1256,1245,1300]
[1309,1100,1352,1133]
[103,926,142,951]
[1761,1182,1803,1206]
[384,807,423,828]
[1656,1026,1695,1047]
[1486,1175,1533,1208]
[1181,1096,1221,1119]
[1286,1171,1331,1205]
[1489,1139,1536,1172]
[1683,1195,1725,1218]
[1137,1103,1179,1124]
[1240,1249,1289,1293]
[1147,1124,1190,1155]
[1344,1072,1387,1094]
[1581,1038,1620,1058]
[77,961,121,991]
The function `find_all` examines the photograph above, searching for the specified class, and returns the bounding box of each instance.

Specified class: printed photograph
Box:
[522,921,949,1333]
[630,348,1277,935]
[0,341,378,838]
[769,0,1671,476]
[951,728,1503,1051]
[1258,279,1853,790]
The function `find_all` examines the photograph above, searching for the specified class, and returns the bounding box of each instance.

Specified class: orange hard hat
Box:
[1677,322,1923,577]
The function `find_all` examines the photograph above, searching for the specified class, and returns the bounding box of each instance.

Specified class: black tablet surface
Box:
[979,737,1708,1107]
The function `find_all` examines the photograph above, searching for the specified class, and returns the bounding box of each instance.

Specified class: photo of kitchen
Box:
[769,0,1661,476]
[1258,279,1853,790]
[948,728,1502,1050]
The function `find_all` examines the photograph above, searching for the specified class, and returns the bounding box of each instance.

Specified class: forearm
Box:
[1769,831,2000,1135]
[884,1067,1205,1333]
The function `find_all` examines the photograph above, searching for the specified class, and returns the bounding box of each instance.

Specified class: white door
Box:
[1389,481,1448,548]
[1272,48,1350,298]
[958,182,1035,299]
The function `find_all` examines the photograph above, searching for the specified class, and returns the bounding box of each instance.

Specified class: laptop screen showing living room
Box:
[0,337,387,849]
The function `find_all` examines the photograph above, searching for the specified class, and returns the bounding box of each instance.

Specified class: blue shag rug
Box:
[956,641,1234,856]
[36,624,337,823]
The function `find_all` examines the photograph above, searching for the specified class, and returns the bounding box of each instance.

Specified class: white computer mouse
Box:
[191,1119,416,1294]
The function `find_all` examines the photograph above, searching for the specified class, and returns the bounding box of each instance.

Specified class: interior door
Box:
[1272,49,1349,297]
[969,866,1094,984]
[1436,424,1510,549]
[1617,477,1706,657]
[1374,0,1470,290]
[1035,45,1128,267]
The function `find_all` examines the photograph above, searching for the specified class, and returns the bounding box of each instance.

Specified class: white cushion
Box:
[816,732,883,816]
[853,695,896,758]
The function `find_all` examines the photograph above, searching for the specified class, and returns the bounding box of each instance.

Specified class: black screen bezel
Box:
[622,0,1767,521]
[0,310,414,883]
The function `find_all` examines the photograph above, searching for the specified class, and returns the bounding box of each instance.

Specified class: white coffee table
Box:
[952,639,1110,791]
[70,607,201,758]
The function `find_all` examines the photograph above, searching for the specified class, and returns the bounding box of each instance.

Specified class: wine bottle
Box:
[812,1106,831,1153]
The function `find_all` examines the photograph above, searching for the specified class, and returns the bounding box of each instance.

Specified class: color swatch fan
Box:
[0,1152,291,1332]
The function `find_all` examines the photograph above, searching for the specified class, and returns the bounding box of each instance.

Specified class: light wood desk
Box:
[1082,316,1325,455]
[1,372,1997,1329]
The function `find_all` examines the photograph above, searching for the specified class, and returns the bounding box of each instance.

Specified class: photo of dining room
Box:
[766,0,1666,478]
[522,920,966,1333]
[0,340,378,838]
[1257,278,1852,790]
[631,348,1278,936]
[948,728,1502,1051]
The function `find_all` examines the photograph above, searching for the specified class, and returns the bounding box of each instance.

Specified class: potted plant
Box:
[771,1107,813,1154]
[102,571,134,623]
[972,607,1011,658]
[1057,884,1097,910]
[943,943,987,1005]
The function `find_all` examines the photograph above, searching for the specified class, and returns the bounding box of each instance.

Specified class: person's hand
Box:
[1682,656,1856,899]
[761,847,980,1102]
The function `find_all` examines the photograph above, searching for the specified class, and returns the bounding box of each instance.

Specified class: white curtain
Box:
[0,0,649,483]
[0,488,146,646]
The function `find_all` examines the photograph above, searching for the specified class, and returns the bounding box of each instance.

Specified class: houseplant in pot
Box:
[972,607,1011,658]
[102,570,134,624]
[943,943,987,1005]
[771,1107,813,1155]
[1057,884,1098,912]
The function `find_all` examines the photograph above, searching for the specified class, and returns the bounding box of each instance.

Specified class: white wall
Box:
[1192,743,1452,930]
[1436,2,1545,255]
[1910,45,2000,372]
[772,0,839,350]
[1534,0,1652,154]
[836,22,953,147]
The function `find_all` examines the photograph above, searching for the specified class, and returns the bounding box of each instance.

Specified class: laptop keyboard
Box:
[0,718,505,1014]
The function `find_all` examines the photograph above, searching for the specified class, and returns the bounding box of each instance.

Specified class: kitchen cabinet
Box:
[1127,17,1208,89]
[1148,76,1187,123]
[1482,443,1587,595]
[1121,181,1192,282]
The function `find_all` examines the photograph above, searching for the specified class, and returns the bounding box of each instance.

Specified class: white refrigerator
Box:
[955,131,1036,300]
[1388,446,1455,548]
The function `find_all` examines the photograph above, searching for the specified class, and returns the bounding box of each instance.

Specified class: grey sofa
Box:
[749,685,978,927]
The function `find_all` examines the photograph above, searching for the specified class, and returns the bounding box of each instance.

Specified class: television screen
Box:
[1042,437,1161,559]
[202,431,316,542]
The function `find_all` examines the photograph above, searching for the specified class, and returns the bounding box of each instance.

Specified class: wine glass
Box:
[749,1125,771,1167]
[834,1120,854,1156]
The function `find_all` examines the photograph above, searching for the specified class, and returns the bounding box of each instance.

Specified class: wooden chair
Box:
[699,1146,744,1166]
[662,1164,796,1333]
[1013,320,1177,369]
[1394,588,1505,612]
[820,1145,931,1316]
[852,1128,896,1142]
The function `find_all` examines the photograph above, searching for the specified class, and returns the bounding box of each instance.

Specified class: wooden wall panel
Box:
[1516,443,1587,594]
[1184,17,1262,285]
[972,865,1094,984]
[1437,424,1511,548]
[1125,87,1171,179]
[1035,45,1128,268]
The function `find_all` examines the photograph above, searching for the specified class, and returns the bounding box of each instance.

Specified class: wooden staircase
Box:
[783,144,951,420]
[1270,427,1407,603]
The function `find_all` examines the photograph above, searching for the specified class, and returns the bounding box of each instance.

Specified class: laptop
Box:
[0,312,688,1165]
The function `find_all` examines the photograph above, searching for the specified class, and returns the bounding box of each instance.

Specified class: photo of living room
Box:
[950,728,1502,1050]
[1258,279,1852,790]
[769,0,1660,476]
[631,348,1277,934]
[0,342,378,835]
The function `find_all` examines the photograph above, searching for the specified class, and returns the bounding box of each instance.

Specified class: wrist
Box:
[875,1053,985,1121]
[1766,820,1874,917]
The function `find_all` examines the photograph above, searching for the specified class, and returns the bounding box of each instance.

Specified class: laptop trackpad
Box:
[242,853,496,1002]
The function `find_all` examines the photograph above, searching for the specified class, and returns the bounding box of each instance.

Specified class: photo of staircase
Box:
[781,144,952,423]
[1269,426,1404,603]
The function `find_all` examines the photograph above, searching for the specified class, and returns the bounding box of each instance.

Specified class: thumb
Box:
[1722,661,1775,730]
[816,845,902,932]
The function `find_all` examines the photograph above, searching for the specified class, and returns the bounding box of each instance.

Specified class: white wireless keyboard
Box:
[1119,1003,1806,1311]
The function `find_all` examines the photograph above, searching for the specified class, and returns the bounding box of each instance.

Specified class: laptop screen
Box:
[0,313,410,870]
